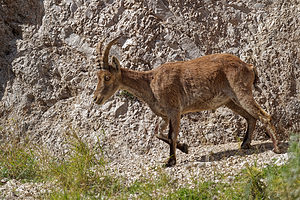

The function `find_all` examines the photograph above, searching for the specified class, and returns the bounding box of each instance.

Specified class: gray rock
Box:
[114,101,129,118]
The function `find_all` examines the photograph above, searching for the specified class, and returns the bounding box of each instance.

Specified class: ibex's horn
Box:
[96,37,107,69]
[96,38,106,55]
[102,36,121,68]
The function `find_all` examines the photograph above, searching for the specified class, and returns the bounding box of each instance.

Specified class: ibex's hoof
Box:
[164,158,176,168]
[241,143,251,149]
[273,148,281,154]
[179,143,189,154]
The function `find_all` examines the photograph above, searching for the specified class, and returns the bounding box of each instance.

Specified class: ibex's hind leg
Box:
[233,93,280,153]
[225,100,257,149]
[256,104,280,153]
[154,117,188,154]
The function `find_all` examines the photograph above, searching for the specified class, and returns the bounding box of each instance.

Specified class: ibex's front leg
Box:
[154,117,188,154]
[166,112,181,167]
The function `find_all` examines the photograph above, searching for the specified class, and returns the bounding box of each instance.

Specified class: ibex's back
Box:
[93,37,280,167]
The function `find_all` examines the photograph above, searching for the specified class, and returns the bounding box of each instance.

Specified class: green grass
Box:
[0,126,299,199]
[262,134,300,200]
[0,143,41,182]
[0,125,42,183]
[44,130,122,199]
[167,181,226,200]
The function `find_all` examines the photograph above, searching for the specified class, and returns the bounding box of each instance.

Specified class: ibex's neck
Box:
[119,68,154,103]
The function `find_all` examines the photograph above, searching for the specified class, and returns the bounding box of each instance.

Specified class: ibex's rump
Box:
[93,37,280,167]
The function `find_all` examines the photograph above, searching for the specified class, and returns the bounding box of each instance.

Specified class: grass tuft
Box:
[45,129,122,199]
[0,145,41,182]
[243,164,267,200]
[263,134,300,200]
[0,125,42,183]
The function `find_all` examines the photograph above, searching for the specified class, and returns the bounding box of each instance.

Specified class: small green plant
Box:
[239,134,300,200]
[263,134,300,200]
[0,145,41,182]
[0,124,41,182]
[167,181,215,200]
[124,167,177,199]
[119,90,136,100]
[243,164,267,200]
[45,129,122,199]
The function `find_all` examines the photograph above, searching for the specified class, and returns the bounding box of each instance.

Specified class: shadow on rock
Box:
[197,141,289,162]
[0,0,45,100]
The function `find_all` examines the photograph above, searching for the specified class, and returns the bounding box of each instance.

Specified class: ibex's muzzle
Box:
[93,96,104,105]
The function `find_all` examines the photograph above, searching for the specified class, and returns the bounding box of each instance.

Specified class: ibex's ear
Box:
[110,56,120,72]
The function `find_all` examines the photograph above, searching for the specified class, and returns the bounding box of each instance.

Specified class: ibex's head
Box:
[93,36,121,105]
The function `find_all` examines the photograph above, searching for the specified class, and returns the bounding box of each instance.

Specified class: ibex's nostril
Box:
[93,97,97,102]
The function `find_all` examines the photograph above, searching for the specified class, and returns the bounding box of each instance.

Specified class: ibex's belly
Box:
[182,93,230,114]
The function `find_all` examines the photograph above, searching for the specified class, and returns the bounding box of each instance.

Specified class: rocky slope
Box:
[0,0,299,173]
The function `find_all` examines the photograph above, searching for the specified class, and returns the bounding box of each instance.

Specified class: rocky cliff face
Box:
[0,0,299,156]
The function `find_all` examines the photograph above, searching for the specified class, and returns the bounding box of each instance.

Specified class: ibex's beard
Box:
[94,96,104,105]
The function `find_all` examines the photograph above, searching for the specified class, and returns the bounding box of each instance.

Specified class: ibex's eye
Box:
[104,75,111,81]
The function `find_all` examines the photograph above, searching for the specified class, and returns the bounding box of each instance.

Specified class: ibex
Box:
[93,36,280,167]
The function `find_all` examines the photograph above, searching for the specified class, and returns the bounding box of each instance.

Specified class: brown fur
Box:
[93,38,280,167]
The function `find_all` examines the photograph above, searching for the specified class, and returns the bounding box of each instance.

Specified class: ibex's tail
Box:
[249,64,260,90]
[253,65,258,86]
